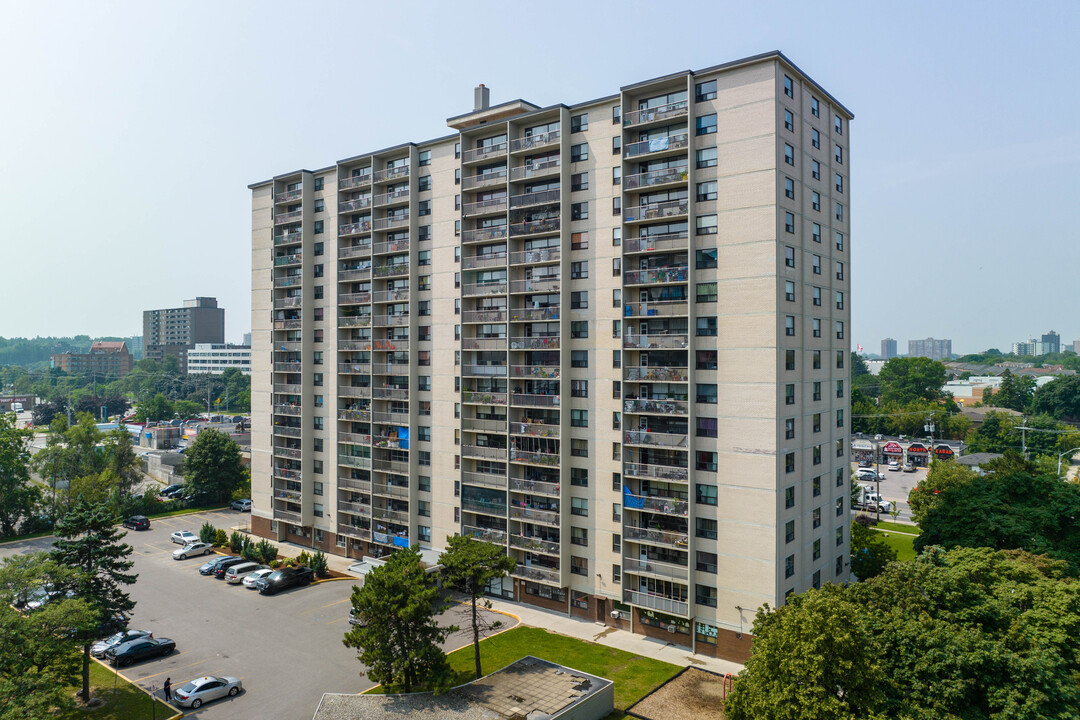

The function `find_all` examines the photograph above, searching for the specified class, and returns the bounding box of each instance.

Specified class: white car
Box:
[888,460,901,471]
[172,542,214,560]
[855,468,878,481]
[172,675,243,709]
[242,568,274,588]
[171,530,198,545]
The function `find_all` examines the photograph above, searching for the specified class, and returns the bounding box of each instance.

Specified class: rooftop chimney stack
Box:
[474,84,490,112]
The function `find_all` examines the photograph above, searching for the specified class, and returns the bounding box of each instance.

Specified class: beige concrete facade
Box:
[249,51,852,660]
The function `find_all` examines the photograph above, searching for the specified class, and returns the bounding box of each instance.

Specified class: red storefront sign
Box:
[934,445,954,458]
[883,441,902,454]
[907,443,927,454]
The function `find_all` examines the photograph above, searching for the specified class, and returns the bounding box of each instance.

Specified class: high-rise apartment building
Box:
[908,337,951,361]
[880,338,897,360]
[143,297,226,372]
[1012,331,1060,357]
[248,51,852,660]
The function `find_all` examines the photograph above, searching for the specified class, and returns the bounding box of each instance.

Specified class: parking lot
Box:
[0,509,516,719]
[852,462,928,524]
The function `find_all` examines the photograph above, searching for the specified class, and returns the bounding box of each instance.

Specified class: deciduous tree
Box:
[849,520,897,581]
[183,429,246,502]
[0,413,39,538]
[876,357,948,406]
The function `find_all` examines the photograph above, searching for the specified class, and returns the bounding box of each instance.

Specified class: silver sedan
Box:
[172,675,243,709]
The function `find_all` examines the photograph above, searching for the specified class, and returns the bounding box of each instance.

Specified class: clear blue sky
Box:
[1,0,1077,353]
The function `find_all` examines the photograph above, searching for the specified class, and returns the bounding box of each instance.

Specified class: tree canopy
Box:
[1033,374,1080,422]
[876,357,948,406]
[965,411,1080,459]
[0,413,39,538]
[183,428,246,502]
[849,519,897,581]
[983,369,1036,412]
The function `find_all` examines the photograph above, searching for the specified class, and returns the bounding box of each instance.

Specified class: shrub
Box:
[241,539,258,562]
[256,539,278,565]
[199,522,216,544]
[311,550,329,578]
[296,550,312,567]
[229,531,245,554]
[284,557,297,567]
[214,529,228,548]
[269,559,281,569]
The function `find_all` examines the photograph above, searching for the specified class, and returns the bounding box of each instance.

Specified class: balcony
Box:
[273,425,302,438]
[462,197,508,218]
[509,477,560,496]
[273,254,302,267]
[338,362,372,375]
[339,501,372,517]
[623,301,688,319]
[338,408,371,422]
[339,315,372,328]
[371,411,409,424]
[373,313,410,327]
[509,188,560,210]
[273,405,302,417]
[374,188,411,207]
[373,263,409,279]
[509,218,560,237]
[511,365,560,379]
[623,493,689,516]
[463,141,508,164]
[339,220,373,237]
[372,507,411,524]
[338,268,371,283]
[338,292,371,305]
[273,318,302,330]
[509,448,560,466]
[623,100,689,129]
[462,498,507,516]
[339,197,372,213]
[509,336,559,350]
[372,288,410,303]
[337,523,372,541]
[623,398,689,416]
[371,338,408,352]
[274,488,302,502]
[373,237,410,254]
[462,444,506,461]
[273,508,302,524]
[373,214,409,231]
[275,188,303,203]
[625,366,689,383]
[372,458,410,474]
[623,265,689,286]
[512,565,561,585]
[273,383,302,394]
[274,361,303,372]
[340,174,372,190]
[511,421,559,439]
[462,417,506,433]
[339,476,372,493]
[372,387,409,401]
[339,242,372,260]
[623,430,688,449]
[273,447,301,459]
[273,276,302,290]
[624,525,689,549]
[509,158,560,181]
[511,393,560,408]
[461,253,507,271]
[339,340,371,351]
[509,505,559,526]
[461,471,507,489]
[623,589,689,616]
[273,466,301,480]
[510,130,560,154]
[509,534,560,555]
[623,334,689,350]
[371,435,405,450]
[623,132,690,158]
[339,431,371,445]
[462,169,507,191]
[623,167,687,191]
[509,277,559,294]
[623,231,689,254]
[274,231,302,246]
[462,337,507,351]
[339,386,372,399]
[462,281,507,298]
[624,462,689,482]
[273,297,302,310]
[372,483,409,499]
[371,363,410,375]
[462,364,507,377]
[372,165,409,183]
[274,209,303,225]
[623,557,689,582]
[463,525,507,544]
[509,247,560,266]
[623,199,689,224]
[338,454,372,469]
[461,226,508,244]
[509,307,560,322]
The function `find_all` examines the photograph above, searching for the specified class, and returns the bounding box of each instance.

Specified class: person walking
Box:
[163,677,172,702]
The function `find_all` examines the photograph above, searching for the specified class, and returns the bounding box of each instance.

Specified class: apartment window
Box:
[836,497,845,518]
[571,172,589,191]
[571,143,588,161]
[454,325,460,340]
[571,440,588,459]
[454,220,460,236]
[813,507,822,529]
[784,212,795,234]
[785,418,795,439]
[784,143,795,165]
[835,144,844,164]
[811,96,820,117]
[695,79,717,102]
[697,180,717,201]
[697,518,717,540]
[697,147,717,168]
[612,105,621,123]
[697,214,718,235]
[836,555,844,576]
[697,316,717,337]
[834,114,843,135]
[418,450,430,466]
[835,231,844,251]
[612,534,622,553]
[571,291,588,309]
[837,468,845,488]
[694,114,717,136]
[836,291,845,311]
[835,202,844,222]
[836,409,845,429]
[313,329,324,343]
[313,416,323,430]
[835,173,844,194]
[785,384,795,405]
[813,444,822,466]
[418,375,431,391]
[697,417,717,439]
[697,451,718,472]
[785,520,795,544]
[313,351,323,365]
[418,300,431,316]
[612,258,621,277]
[569,556,587,577]
[313,307,324,321]
[571,527,588,546]
[784,245,795,268]
[812,191,820,212]
[613,378,621,395]
[453,298,460,314]
[812,286,821,306]
[696,248,718,269]
[312,198,324,213]
[785,315,795,336]
[811,476,822,498]
[612,288,621,307]
[571,350,588,368]
[454,168,460,185]
[571,261,589,279]
[612,166,621,185]
[417,200,431,217]
[697,282,718,303]
[813,381,822,402]
[454,142,461,158]
[813,351,821,370]
[836,321,845,340]
[312,241,324,256]
[784,109,794,132]
[697,383,717,404]
[454,194,461,210]
[811,159,820,180]
[313,220,324,234]
[571,231,588,250]
[785,349,796,371]
[698,350,717,370]
[568,468,588,488]
[812,318,821,338]
[571,321,588,339]
[784,452,796,474]
[784,177,795,200]
[696,585,718,608]
[418,175,431,191]
[571,113,588,132]
[571,202,589,220]
[571,379,588,397]
[785,486,795,509]
[416,425,431,442]
[783,75,794,98]
[613,350,621,368]
[571,409,588,427]
[812,222,821,244]
[612,136,621,155]
[416,149,430,166]
[311,176,323,191]
[781,281,794,303]
[785,555,795,578]
[812,255,821,275]
[417,249,431,266]
[836,379,844,398]
[811,127,820,149]
[836,350,845,369]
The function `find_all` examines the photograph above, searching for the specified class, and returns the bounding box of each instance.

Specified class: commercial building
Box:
[248,51,852,659]
[186,343,252,375]
[143,297,226,372]
[908,337,951,361]
[880,338,897,360]
[50,341,134,377]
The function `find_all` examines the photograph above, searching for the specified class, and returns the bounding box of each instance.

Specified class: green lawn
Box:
[53,661,175,720]
[873,520,919,535]
[874,528,918,562]
[368,626,681,716]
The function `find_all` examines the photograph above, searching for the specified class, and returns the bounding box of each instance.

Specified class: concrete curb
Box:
[90,655,184,720]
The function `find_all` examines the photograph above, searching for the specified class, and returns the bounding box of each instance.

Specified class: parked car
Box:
[172,675,243,709]
[855,468,878,481]
[123,515,150,531]
[200,556,236,575]
[242,568,274,588]
[173,542,214,560]
[212,557,249,578]
[256,566,315,595]
[903,463,916,473]
[105,637,175,666]
[91,629,152,658]
[162,485,185,499]
[224,562,265,584]
[171,530,198,545]
[888,460,901,471]
[160,483,182,496]
[858,460,872,468]
[348,607,367,626]
[21,585,74,611]
[230,499,252,512]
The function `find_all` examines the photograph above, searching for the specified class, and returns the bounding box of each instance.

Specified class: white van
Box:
[224,562,265,584]
[12,403,23,413]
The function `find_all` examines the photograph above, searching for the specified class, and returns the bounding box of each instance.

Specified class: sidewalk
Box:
[240,530,744,676]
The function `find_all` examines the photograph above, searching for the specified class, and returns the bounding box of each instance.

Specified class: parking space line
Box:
[138,657,210,681]
[326,617,345,625]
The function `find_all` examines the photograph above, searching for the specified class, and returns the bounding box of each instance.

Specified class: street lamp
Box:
[1057,447,1080,478]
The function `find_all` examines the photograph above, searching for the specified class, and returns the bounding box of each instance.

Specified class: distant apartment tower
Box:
[1041,331,1060,355]
[1012,331,1060,357]
[186,344,252,375]
[908,337,951,361]
[248,52,852,661]
[880,338,897,360]
[50,341,134,377]
[143,297,225,373]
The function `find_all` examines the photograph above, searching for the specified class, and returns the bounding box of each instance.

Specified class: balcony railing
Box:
[339,243,372,260]
[623,266,689,286]
[623,132,690,158]
[340,174,372,190]
[373,238,410,255]
[623,462,689,482]
[462,498,507,515]
[339,315,372,328]
[623,231,689,254]
[625,366,690,383]
[373,314,410,327]
[512,565,561,585]
[462,337,507,351]
[371,411,408,424]
[623,557,689,581]
[372,507,411,524]
[339,197,372,212]
[623,589,689,616]
[623,493,689,516]
[273,488,302,502]
[511,421,559,439]
[372,387,409,400]
[273,276,302,289]
[623,167,688,190]
[273,425,302,438]
[273,383,302,394]
[462,197,508,218]
[371,435,404,450]
[374,188,411,207]
[463,142,508,163]
[623,398,689,415]
[338,292,371,305]
[338,409,371,422]
[338,220,373,237]
[509,248,560,265]
[462,365,507,377]
[509,307,560,322]
[509,158,560,181]
[274,210,303,225]
[273,447,301,459]
[509,534,560,555]
[373,214,409,231]
[462,169,507,191]
[274,231,302,246]
[338,362,372,375]
[373,263,409,278]
[461,253,507,271]
[511,365,559,379]
[461,309,507,323]
[275,188,303,203]
[338,500,371,516]
[272,466,301,480]
[372,458,410,474]
[372,165,409,183]
[509,448,560,466]
[338,454,372,469]
[463,525,507,544]
[623,199,689,223]
[337,523,372,541]
[509,188,560,209]
[339,477,372,493]
[509,336,559,350]
[338,268,371,283]
[462,281,507,297]
[372,289,409,303]
[623,430,688,448]
[339,386,372,399]
[461,226,508,243]
[372,483,409,499]
[623,334,689,349]
[623,301,688,319]
[511,393,559,408]
[509,218,560,237]
[273,405,302,417]
[273,318,302,330]
[339,340,371,351]
[371,338,408,351]
[273,254,302,267]
[509,277,559,294]
[339,431,371,445]
[509,130,560,153]
[273,508,302,523]
[510,477,560,496]
[274,362,303,372]
[623,100,689,128]
[509,505,559,525]
[461,471,507,489]
[624,526,689,549]
[462,444,506,461]
[462,417,507,433]
[273,297,302,309]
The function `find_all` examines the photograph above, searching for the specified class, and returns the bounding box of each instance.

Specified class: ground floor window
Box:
[695,622,718,645]
[524,581,565,603]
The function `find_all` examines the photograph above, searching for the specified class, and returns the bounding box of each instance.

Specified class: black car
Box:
[160,483,182,497]
[256,566,315,595]
[200,556,239,576]
[123,515,150,531]
[105,637,176,666]
[212,556,249,579]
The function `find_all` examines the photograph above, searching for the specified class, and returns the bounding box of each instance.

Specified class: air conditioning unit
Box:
[667,624,676,633]
[610,610,620,619]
